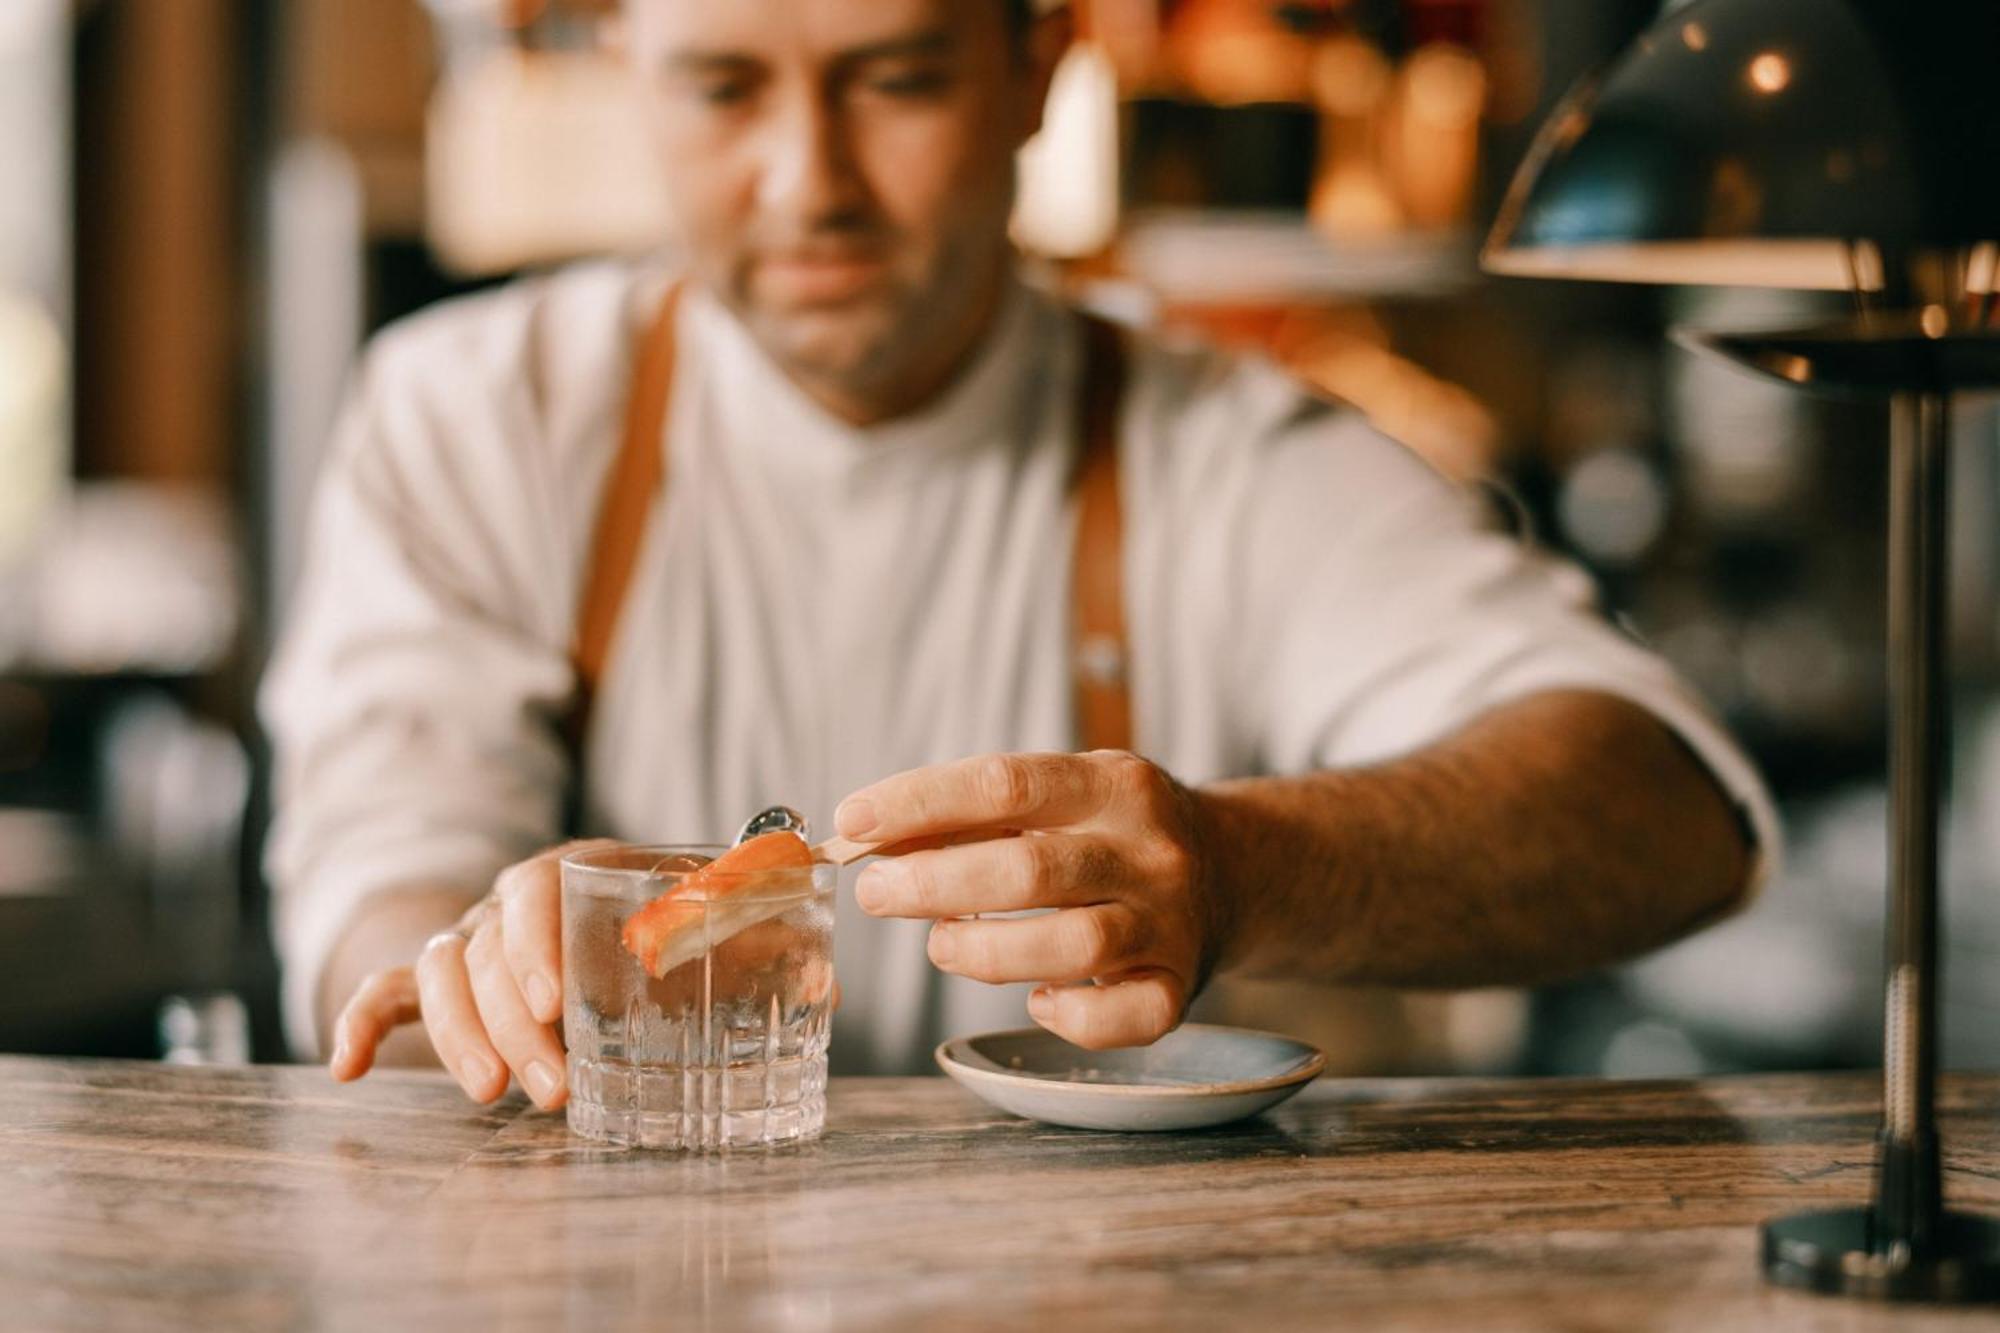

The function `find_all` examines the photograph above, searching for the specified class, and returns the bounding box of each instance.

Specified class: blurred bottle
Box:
[1014,38,1122,259]
[1307,33,1402,240]
[159,994,251,1066]
[1384,42,1485,230]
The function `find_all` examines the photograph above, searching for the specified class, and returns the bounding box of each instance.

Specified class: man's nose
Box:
[755,90,868,229]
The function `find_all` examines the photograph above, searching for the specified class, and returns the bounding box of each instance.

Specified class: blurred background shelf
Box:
[1117,209,1480,303]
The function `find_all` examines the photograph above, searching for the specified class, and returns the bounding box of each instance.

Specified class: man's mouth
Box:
[755,249,891,306]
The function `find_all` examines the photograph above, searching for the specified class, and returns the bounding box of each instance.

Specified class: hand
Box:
[837,751,1225,1050]
[328,839,615,1108]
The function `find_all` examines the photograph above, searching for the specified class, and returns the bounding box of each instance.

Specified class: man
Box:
[266,0,1776,1108]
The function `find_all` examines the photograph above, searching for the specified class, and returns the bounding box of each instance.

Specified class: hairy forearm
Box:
[316,885,481,1062]
[1197,689,1751,989]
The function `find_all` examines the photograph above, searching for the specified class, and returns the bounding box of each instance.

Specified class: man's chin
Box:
[748,300,907,387]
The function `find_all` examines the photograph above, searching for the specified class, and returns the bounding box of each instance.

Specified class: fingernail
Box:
[1028,989,1054,1022]
[460,1052,501,1094]
[836,797,878,838]
[523,1060,562,1105]
[854,866,890,913]
[524,973,557,1020]
[928,927,956,967]
[329,1041,352,1074]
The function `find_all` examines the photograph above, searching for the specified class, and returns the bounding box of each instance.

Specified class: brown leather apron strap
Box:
[1071,313,1132,754]
[565,286,680,757]
[564,292,1134,780]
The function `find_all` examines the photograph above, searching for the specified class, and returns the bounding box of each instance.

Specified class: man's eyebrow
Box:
[661,50,764,78]
[662,26,956,76]
[833,27,957,65]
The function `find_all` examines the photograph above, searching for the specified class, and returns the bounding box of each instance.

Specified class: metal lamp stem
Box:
[1879,389,1948,1254]
[1759,374,2000,1301]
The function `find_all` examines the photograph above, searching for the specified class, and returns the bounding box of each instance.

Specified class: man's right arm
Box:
[317,886,480,1067]
[261,321,576,1062]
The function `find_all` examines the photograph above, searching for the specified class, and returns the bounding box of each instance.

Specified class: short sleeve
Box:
[1241,405,1781,899]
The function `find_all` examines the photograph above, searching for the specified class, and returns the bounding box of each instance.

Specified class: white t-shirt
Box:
[262,260,1779,1069]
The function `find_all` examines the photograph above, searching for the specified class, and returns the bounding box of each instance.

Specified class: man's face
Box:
[623,0,1049,405]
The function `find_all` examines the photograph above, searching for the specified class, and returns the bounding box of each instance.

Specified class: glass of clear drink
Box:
[559,844,835,1150]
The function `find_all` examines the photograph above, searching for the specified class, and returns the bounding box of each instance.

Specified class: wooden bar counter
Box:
[4,1057,1999,1330]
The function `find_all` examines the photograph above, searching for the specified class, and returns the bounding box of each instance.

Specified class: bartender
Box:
[264,0,1777,1107]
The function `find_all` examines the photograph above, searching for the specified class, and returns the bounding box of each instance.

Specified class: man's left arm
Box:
[1193,686,1749,990]
[838,687,1749,1050]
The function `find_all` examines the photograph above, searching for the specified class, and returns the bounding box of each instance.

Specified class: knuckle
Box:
[464,921,502,968]
[493,862,526,905]
[1073,838,1124,890]
[1066,908,1126,968]
[483,1008,534,1056]
[430,1025,474,1075]
[962,928,1006,980]
[979,754,1037,814]
[1019,836,1062,892]
[1103,750,1158,801]
[1141,831,1198,889]
[962,928,1000,976]
[902,864,940,916]
[468,989,523,1053]
[417,932,461,972]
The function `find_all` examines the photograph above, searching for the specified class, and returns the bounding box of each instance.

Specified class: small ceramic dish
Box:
[935,1023,1326,1132]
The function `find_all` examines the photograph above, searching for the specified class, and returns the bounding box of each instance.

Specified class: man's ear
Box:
[1014,5,1077,147]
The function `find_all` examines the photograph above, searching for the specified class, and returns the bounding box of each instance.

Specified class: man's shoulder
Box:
[1109,313,1431,502]
[360,257,663,406]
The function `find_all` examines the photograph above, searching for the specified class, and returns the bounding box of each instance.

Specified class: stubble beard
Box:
[717,216,1015,421]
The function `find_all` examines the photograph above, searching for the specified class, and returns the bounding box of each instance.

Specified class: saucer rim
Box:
[935,1023,1328,1100]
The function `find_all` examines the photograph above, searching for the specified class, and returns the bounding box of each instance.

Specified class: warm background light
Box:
[1747,51,1790,94]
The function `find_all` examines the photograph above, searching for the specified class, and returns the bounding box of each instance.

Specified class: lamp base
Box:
[1762,1208,2000,1303]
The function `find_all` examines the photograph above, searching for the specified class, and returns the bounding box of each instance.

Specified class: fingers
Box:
[466,926,569,1111]
[415,933,510,1103]
[498,837,618,1025]
[1028,968,1186,1050]
[497,855,565,1025]
[856,834,1120,919]
[865,827,1021,859]
[329,967,420,1082]
[836,752,1114,844]
[926,903,1144,986]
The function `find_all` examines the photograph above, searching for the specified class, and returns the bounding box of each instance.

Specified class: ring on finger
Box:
[421,907,489,958]
[450,896,499,943]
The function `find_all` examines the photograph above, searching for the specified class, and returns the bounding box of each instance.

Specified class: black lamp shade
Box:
[1483,0,2000,288]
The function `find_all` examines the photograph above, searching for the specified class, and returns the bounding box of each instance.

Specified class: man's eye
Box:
[696,79,755,108]
[865,68,951,99]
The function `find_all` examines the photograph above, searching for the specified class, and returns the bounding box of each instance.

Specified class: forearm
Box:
[1197,689,1751,989]
[316,885,482,1063]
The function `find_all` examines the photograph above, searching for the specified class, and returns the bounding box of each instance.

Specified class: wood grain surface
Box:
[3,1057,1998,1331]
